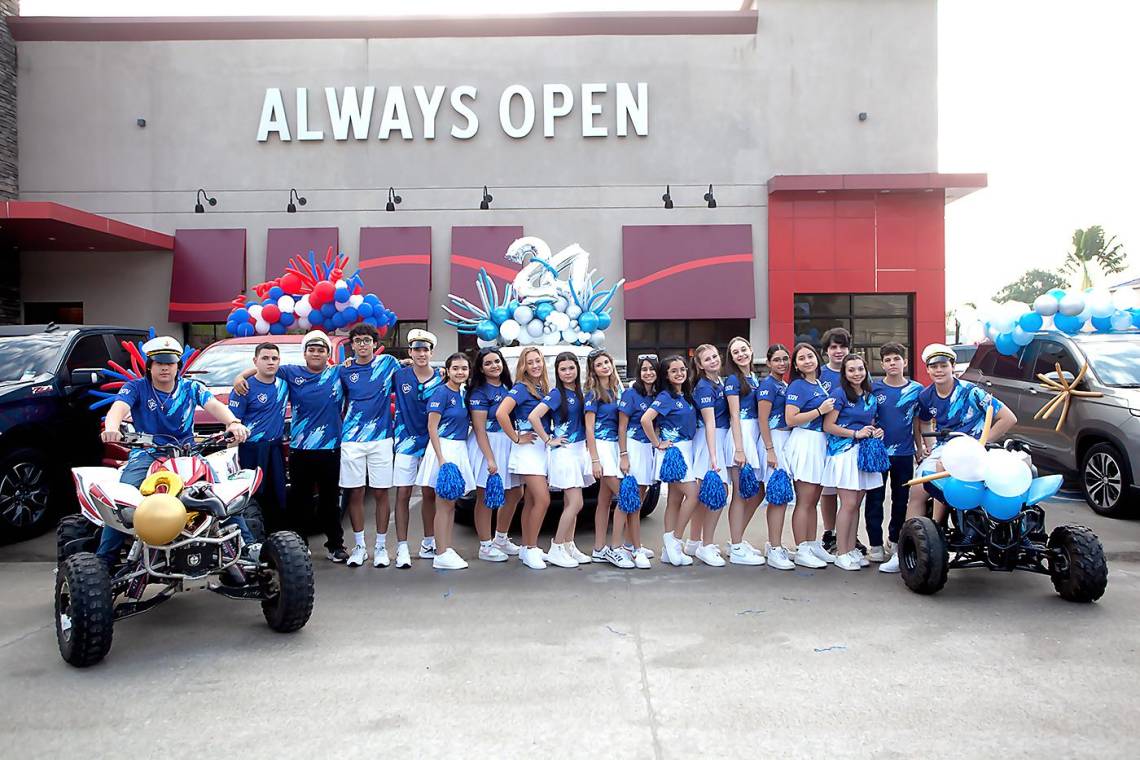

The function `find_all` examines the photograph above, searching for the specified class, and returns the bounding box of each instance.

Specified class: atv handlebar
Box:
[118,429,235,457]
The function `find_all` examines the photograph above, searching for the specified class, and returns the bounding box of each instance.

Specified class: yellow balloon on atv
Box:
[134,493,188,546]
[139,471,184,497]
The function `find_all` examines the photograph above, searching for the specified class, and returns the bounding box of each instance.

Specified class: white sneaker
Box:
[729,543,766,566]
[520,546,547,570]
[683,539,701,556]
[591,547,609,563]
[868,545,887,562]
[794,542,826,569]
[857,552,870,567]
[478,543,509,562]
[493,535,521,556]
[373,545,390,568]
[741,539,765,558]
[809,540,836,564]
[884,540,896,559]
[766,544,795,571]
[605,546,636,569]
[835,550,862,571]
[631,545,655,559]
[418,540,436,559]
[432,548,468,570]
[632,548,652,569]
[662,533,685,566]
[395,543,412,569]
[346,545,368,567]
[565,543,592,564]
[695,543,726,567]
[879,554,901,574]
[545,543,579,568]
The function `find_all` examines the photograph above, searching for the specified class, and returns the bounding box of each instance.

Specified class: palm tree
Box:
[1062,226,1127,290]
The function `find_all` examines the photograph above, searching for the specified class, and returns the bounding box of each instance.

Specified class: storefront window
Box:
[793,294,913,374]
[625,319,749,379]
[185,323,228,350]
[24,301,83,324]
[383,321,428,357]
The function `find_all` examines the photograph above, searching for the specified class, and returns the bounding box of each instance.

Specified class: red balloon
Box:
[262,304,281,323]
[378,325,388,338]
[311,280,335,306]
[280,272,301,294]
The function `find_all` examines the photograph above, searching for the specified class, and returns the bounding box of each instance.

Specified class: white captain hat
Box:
[142,336,183,364]
[408,329,437,349]
[921,343,956,365]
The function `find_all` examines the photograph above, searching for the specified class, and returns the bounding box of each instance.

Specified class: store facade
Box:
[5,2,983,373]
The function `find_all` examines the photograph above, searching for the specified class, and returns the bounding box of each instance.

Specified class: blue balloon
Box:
[1011,326,1034,346]
[231,308,250,323]
[476,320,500,341]
[940,477,985,510]
[596,312,612,330]
[1047,288,1066,300]
[1025,474,1063,506]
[342,306,358,323]
[507,300,519,313]
[491,306,511,325]
[308,309,324,325]
[268,322,286,335]
[995,333,1020,356]
[236,322,255,337]
[981,488,1024,521]
[268,286,284,300]
[535,302,554,321]
[357,303,374,318]
[335,287,351,303]
[225,321,239,336]
[363,317,378,327]
[364,293,380,305]
[578,312,600,333]
[1053,313,1084,334]
[1018,311,1044,332]
[1091,315,1113,332]
[321,302,337,318]
[279,312,295,327]
[263,298,275,307]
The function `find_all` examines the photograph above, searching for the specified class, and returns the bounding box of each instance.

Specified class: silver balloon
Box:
[566,305,582,320]
[1058,291,1085,317]
[477,337,497,349]
[526,318,544,337]
[1033,293,1059,317]
[513,305,534,324]
[589,331,605,348]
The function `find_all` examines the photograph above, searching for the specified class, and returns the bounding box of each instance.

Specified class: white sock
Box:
[730,542,742,552]
[480,539,493,548]
[494,531,509,541]
[375,532,387,551]
[422,536,436,548]
[397,540,408,551]
[353,531,365,548]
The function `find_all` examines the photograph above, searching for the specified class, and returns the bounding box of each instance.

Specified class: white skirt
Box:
[654,439,696,483]
[414,437,476,497]
[693,427,731,484]
[509,435,548,476]
[547,440,595,490]
[595,439,623,479]
[467,430,520,490]
[722,419,762,473]
[626,440,657,486]
[822,445,884,491]
[784,427,827,485]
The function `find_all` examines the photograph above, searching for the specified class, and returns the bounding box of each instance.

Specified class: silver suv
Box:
[961,332,1140,517]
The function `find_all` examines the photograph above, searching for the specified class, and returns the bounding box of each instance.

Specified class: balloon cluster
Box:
[984,287,1139,356]
[224,247,397,337]
[929,437,1039,521]
[89,328,198,411]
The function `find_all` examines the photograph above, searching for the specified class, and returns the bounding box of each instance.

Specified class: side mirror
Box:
[68,367,104,386]
[1044,370,1076,386]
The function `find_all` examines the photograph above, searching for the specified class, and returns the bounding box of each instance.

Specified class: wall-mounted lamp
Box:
[194,188,216,214]
[704,184,717,209]
[386,187,402,212]
[662,185,674,210]
[479,185,493,210]
[287,188,307,213]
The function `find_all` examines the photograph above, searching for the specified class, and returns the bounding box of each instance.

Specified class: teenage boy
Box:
[866,342,923,572]
[228,343,290,534]
[391,328,445,568]
[819,326,851,554]
[339,323,401,568]
[232,331,348,562]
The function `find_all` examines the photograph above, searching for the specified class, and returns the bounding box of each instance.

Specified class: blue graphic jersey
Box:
[506,382,548,433]
[872,378,923,456]
[584,390,621,443]
[651,390,697,442]
[116,378,213,463]
[468,382,510,433]
[918,379,1005,439]
[427,385,470,442]
[339,353,400,443]
[724,373,759,421]
[693,377,730,430]
[540,387,586,443]
[757,375,789,431]
[618,387,655,444]
[227,376,287,443]
[825,389,878,456]
[278,364,343,451]
[786,379,829,432]
[820,365,842,395]
[393,365,446,457]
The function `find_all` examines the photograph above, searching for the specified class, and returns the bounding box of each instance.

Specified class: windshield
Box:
[0,333,71,383]
[185,343,305,387]
[1081,340,1140,387]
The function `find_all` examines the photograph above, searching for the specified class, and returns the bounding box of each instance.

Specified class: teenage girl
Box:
[723,337,766,566]
[584,349,634,568]
[756,343,795,570]
[688,343,731,567]
[616,356,659,569]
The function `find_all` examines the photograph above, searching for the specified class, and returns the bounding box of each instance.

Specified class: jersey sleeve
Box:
[540,387,562,409]
[116,379,140,406]
[617,389,634,415]
[723,375,741,397]
[917,388,934,421]
[650,391,670,411]
[756,377,774,402]
[583,391,598,413]
[970,384,1004,412]
[191,382,214,408]
[785,381,801,407]
[467,386,487,411]
[426,386,449,415]
[694,379,716,409]
[227,388,249,419]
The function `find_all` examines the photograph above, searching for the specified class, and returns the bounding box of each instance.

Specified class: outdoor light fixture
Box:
[479,185,493,210]
[386,187,402,212]
[662,185,673,209]
[287,188,307,213]
[194,188,216,214]
[704,184,717,209]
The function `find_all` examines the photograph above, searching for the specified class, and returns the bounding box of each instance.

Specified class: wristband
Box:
[619,451,628,457]
[591,459,600,464]
[765,445,774,451]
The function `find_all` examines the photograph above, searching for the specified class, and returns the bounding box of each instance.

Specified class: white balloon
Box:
[277,295,295,314]
[477,337,497,349]
[349,293,364,308]
[1111,288,1138,312]
[335,299,348,312]
[566,305,582,320]
[542,331,561,346]
[1088,289,1114,318]
[554,297,568,312]
[589,331,606,348]
[513,305,534,324]
[296,316,311,331]
[335,280,349,290]
[577,330,591,344]
[1078,303,1093,321]
[548,312,571,331]
[247,304,263,320]
[939,436,988,482]
[983,449,1033,498]
[1011,326,1034,346]
[1033,293,1059,317]
[294,296,312,318]
[1110,310,1133,331]
[1058,291,1085,316]
[526,319,545,337]
[499,319,522,343]
[254,319,270,334]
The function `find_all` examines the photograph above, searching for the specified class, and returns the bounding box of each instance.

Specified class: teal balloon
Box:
[1018,312,1043,332]
[995,333,1019,356]
[491,306,511,325]
[1053,313,1084,334]
[981,488,1024,521]
[1047,288,1066,300]
[578,311,599,332]
[1110,310,1132,331]
[941,477,985,510]
[596,311,612,330]
[476,320,499,341]
[1025,474,1063,506]
[1091,315,1113,332]
[535,302,554,320]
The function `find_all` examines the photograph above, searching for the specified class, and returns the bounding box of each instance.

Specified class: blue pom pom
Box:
[698,470,727,510]
[618,475,642,513]
[738,462,761,499]
[766,468,794,506]
[484,472,505,510]
[659,446,687,483]
[857,437,891,473]
[435,462,467,501]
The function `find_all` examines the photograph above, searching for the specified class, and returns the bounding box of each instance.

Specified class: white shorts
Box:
[655,439,696,483]
[723,418,762,473]
[548,440,596,491]
[693,427,731,484]
[393,452,423,488]
[467,430,520,489]
[595,439,623,479]
[822,445,883,492]
[784,428,827,486]
[509,435,549,476]
[339,439,394,489]
[414,437,477,498]
[626,440,657,486]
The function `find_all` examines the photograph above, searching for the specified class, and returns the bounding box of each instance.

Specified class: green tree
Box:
[993,269,1067,303]
[1061,226,1127,290]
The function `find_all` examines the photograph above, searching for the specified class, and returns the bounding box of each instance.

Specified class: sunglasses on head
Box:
[637,353,658,362]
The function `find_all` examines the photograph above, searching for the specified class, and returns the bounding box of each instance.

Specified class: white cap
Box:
[302,330,332,351]
[407,329,437,349]
[921,343,956,365]
[142,336,183,364]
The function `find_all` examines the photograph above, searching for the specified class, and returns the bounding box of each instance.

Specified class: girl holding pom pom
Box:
[821,354,884,571]
[756,344,795,570]
[723,337,767,566]
[686,344,732,567]
[616,355,660,567]
[415,353,477,571]
[640,355,700,567]
[584,349,635,568]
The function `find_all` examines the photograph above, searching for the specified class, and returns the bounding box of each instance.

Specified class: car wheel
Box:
[0,448,54,542]
[1081,443,1134,518]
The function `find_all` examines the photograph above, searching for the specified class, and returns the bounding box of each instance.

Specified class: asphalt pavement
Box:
[1,489,1138,759]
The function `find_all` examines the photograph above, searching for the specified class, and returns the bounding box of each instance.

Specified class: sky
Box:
[20,0,1140,308]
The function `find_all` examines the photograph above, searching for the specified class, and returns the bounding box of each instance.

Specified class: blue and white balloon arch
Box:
[983,286,1139,356]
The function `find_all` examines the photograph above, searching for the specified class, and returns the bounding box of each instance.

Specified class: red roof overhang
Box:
[0,201,174,252]
[768,173,987,203]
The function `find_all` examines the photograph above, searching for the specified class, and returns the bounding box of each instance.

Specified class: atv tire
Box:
[260,531,315,633]
[56,514,98,562]
[1048,525,1108,603]
[55,552,114,667]
[898,516,949,596]
[242,499,266,543]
